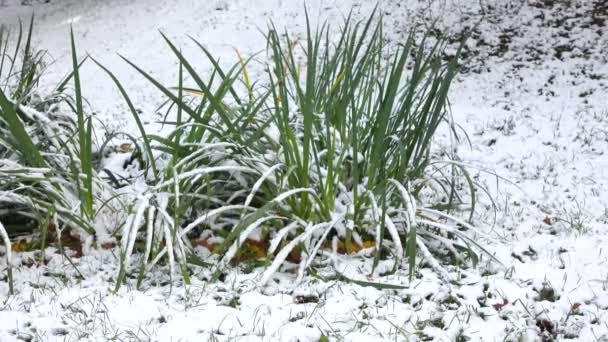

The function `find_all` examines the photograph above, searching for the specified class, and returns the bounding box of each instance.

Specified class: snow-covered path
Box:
[1,0,607,341]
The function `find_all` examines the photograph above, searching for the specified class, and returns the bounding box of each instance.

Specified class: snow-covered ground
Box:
[1,0,607,341]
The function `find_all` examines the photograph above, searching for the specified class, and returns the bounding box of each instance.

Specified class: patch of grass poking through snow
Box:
[1,17,122,279]
[1,11,499,291]
[111,9,500,288]
[534,282,560,303]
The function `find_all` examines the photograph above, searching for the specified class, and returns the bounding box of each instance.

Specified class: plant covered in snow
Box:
[0,19,122,292]
[0,11,497,292]
[110,11,496,289]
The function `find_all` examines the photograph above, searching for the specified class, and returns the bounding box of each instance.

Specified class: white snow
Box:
[1,0,607,341]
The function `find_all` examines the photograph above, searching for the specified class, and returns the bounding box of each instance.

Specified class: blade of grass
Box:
[92,57,158,181]
[70,27,93,218]
[0,89,46,167]
[55,55,88,93]
[38,207,54,265]
[3,18,22,93]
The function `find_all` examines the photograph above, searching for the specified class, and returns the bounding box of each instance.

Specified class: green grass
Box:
[258,11,467,277]
[114,10,494,288]
[70,28,94,220]
[0,11,498,292]
[0,18,116,244]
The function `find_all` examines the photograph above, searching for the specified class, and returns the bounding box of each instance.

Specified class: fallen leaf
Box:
[118,143,133,153]
[12,240,33,252]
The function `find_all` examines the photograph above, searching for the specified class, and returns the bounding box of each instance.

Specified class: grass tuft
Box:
[1,11,498,290]
[112,11,493,286]
[1,17,119,248]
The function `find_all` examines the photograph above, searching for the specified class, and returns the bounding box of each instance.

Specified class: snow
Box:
[1,0,608,341]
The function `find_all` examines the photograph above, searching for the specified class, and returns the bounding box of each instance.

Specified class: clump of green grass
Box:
[1,18,128,294]
[255,11,487,282]
[534,282,559,302]
[0,18,119,248]
[110,10,499,289]
[1,16,42,104]
[1,11,499,292]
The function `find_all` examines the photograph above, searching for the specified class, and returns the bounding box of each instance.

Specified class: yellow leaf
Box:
[330,69,346,94]
[12,241,32,252]
[118,143,132,153]
[337,240,375,254]
[169,87,205,98]
[234,48,252,100]
[234,239,268,263]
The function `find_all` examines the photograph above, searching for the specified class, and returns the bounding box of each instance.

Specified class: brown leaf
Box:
[101,242,116,249]
[492,298,509,311]
[118,143,133,153]
[294,294,319,304]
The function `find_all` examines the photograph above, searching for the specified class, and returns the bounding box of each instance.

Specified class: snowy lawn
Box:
[1,0,607,341]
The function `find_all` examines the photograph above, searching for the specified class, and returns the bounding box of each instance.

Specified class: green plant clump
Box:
[0,17,119,293]
[0,11,497,293]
